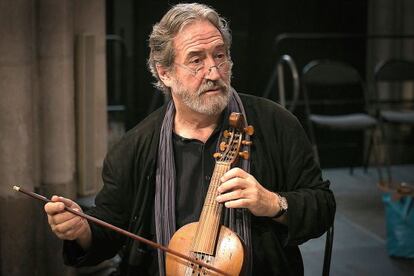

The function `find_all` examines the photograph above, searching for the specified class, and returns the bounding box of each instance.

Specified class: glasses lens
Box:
[176,58,231,78]
[206,60,230,75]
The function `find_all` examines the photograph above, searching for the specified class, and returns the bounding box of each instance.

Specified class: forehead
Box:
[173,20,224,58]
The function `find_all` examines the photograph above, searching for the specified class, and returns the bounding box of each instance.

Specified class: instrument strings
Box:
[191,132,240,255]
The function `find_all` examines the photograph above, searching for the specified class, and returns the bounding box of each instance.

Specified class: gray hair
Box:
[147,3,232,94]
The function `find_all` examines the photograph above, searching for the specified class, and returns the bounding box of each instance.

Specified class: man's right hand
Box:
[44,196,92,250]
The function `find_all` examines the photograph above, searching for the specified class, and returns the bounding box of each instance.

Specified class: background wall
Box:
[0,0,106,275]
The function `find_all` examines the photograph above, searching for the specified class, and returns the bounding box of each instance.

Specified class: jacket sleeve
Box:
[63,156,131,266]
[62,108,163,267]
[280,115,336,245]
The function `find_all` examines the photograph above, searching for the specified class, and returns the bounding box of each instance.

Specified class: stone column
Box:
[36,0,77,275]
[74,0,108,194]
[0,0,38,275]
[37,0,77,195]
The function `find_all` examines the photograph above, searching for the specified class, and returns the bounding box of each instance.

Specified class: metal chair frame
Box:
[374,59,414,183]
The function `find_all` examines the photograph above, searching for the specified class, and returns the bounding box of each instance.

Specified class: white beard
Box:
[172,78,231,116]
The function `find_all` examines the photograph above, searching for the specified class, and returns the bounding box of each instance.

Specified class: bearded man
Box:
[45,3,335,275]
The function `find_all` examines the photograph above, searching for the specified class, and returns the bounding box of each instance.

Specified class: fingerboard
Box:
[191,162,230,255]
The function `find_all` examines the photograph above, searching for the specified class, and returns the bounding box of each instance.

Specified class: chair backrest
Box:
[374,59,414,110]
[302,60,368,116]
[303,60,361,85]
[375,59,414,82]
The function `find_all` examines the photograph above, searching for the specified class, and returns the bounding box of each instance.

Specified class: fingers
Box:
[216,186,258,208]
[47,209,78,225]
[45,196,81,214]
[216,191,254,209]
[216,168,256,208]
[216,189,244,203]
[217,176,247,194]
[218,168,255,194]
[220,167,248,183]
[223,198,250,209]
[44,195,86,240]
[44,198,65,216]
[216,168,276,217]
[52,216,84,240]
[57,196,76,206]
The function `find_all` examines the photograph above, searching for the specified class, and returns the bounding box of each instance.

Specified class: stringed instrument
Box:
[166,112,254,276]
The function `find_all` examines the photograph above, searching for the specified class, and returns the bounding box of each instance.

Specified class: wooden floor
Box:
[301,164,414,276]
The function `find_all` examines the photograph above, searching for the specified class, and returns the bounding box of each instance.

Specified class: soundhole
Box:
[187,252,214,276]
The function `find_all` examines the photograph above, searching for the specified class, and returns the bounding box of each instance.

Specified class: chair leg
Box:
[349,165,354,175]
[372,125,393,185]
[363,131,374,173]
[308,122,321,165]
[322,225,334,276]
[378,120,393,184]
[349,135,361,175]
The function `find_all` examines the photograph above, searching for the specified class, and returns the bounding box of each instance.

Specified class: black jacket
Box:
[65,93,336,275]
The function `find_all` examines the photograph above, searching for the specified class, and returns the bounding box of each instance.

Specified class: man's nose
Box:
[202,55,221,80]
[204,64,221,80]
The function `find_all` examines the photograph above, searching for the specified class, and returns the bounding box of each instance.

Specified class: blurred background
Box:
[1,0,413,275]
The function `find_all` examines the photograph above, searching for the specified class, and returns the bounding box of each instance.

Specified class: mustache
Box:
[197,79,228,95]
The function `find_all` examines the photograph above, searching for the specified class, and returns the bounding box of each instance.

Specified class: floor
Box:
[300,165,414,276]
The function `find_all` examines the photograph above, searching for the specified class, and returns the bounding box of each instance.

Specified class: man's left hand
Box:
[216,167,279,217]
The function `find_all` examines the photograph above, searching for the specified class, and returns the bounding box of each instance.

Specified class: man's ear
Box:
[156,64,173,88]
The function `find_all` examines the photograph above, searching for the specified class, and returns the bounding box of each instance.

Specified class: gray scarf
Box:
[155,89,252,275]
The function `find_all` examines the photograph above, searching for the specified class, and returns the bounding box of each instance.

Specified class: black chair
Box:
[374,59,414,183]
[302,60,380,173]
[302,60,383,275]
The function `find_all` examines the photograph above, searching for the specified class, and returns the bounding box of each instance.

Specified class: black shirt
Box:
[172,125,222,229]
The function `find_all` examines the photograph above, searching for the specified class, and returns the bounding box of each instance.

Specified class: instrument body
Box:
[166,222,244,276]
[166,112,253,276]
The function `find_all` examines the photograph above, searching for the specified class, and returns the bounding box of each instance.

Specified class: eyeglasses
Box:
[174,56,232,78]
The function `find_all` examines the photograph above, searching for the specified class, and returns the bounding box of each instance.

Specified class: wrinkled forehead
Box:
[173,20,225,57]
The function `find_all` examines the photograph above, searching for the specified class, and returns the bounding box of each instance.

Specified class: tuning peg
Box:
[238,151,250,160]
[223,130,231,138]
[242,140,253,146]
[213,152,223,159]
[219,142,228,151]
[244,125,254,136]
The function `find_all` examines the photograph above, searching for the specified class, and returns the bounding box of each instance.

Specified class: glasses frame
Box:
[174,58,232,78]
